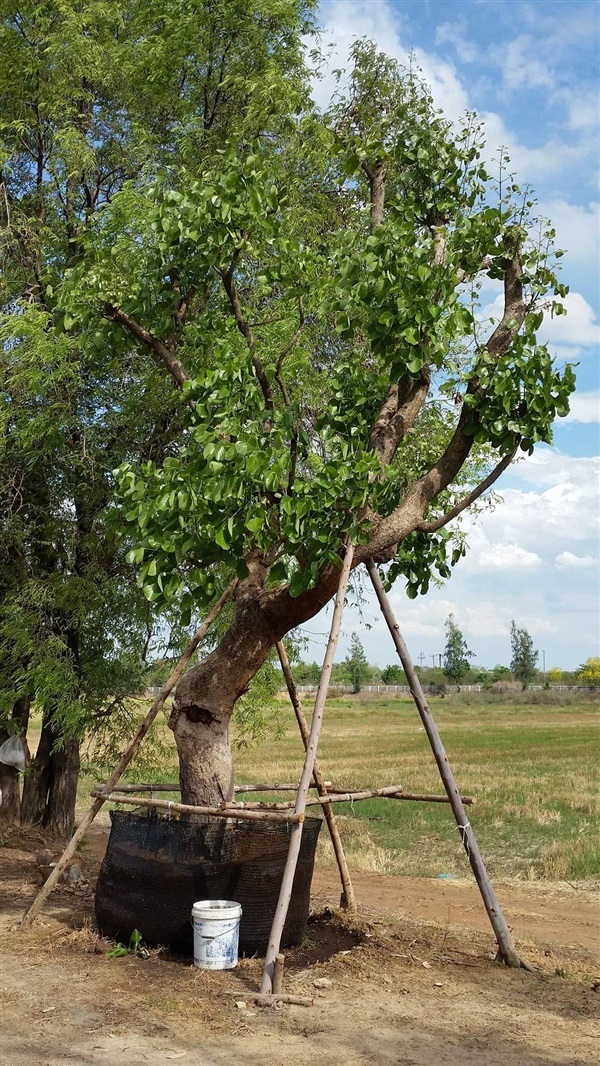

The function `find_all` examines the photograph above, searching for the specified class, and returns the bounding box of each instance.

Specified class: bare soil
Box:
[0,822,598,1066]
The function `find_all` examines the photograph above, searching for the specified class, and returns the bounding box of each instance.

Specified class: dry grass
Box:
[66,692,600,884]
[233,694,600,882]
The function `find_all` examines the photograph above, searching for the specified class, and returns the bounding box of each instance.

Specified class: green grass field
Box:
[77,691,600,884]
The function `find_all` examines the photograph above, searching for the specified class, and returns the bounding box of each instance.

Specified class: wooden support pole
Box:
[18,581,237,928]
[366,557,524,970]
[89,790,303,824]
[260,545,355,993]
[276,640,357,914]
[272,953,285,995]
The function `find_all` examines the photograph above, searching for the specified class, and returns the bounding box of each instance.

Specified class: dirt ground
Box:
[0,821,598,1066]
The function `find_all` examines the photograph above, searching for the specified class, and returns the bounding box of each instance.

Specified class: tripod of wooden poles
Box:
[19,551,527,1003]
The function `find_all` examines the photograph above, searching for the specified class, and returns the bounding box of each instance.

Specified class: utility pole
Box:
[431,655,436,669]
[418,651,425,668]
[542,649,546,684]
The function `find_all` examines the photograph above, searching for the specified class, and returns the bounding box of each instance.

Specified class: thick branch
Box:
[362,160,387,232]
[370,368,431,468]
[416,447,518,533]
[409,250,525,507]
[360,250,525,559]
[103,303,190,388]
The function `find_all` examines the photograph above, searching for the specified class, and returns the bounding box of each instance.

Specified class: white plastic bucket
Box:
[192,899,242,970]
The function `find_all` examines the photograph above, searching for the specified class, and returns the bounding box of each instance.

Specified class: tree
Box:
[578,658,600,686]
[0,0,312,834]
[442,614,474,686]
[510,621,538,690]
[547,667,563,684]
[345,634,369,694]
[9,25,575,809]
[381,664,406,685]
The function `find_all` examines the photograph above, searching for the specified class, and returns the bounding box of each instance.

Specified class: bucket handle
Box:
[191,919,238,942]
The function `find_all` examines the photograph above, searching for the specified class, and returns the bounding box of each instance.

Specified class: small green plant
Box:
[554,966,568,978]
[107,928,144,958]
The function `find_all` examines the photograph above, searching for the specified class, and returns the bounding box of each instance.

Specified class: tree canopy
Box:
[58,40,575,622]
[0,0,316,827]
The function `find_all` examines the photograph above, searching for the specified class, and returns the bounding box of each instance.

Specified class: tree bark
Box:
[0,696,31,827]
[43,736,80,840]
[20,710,80,841]
[20,712,53,828]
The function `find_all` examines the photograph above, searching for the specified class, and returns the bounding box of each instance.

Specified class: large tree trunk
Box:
[21,709,80,841]
[44,736,80,840]
[20,712,53,828]
[0,696,31,828]
[170,561,342,807]
[170,596,279,806]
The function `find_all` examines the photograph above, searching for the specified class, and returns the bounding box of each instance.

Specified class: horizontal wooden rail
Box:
[96,782,330,794]
[230,787,474,810]
[90,791,304,824]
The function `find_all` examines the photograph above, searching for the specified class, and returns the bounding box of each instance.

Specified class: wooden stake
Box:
[276,640,357,914]
[89,790,303,824]
[18,581,237,928]
[229,993,313,1007]
[272,953,285,994]
[366,557,524,970]
[260,545,355,993]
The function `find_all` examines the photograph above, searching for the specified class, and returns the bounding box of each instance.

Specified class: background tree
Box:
[0,0,313,835]
[443,614,474,687]
[345,634,369,694]
[510,621,539,690]
[578,657,600,686]
[381,664,406,685]
[10,24,575,809]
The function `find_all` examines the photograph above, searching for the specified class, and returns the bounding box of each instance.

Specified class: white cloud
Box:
[541,292,600,348]
[540,199,600,272]
[500,35,554,92]
[555,551,598,569]
[472,541,542,572]
[511,449,598,489]
[562,392,600,423]
[464,451,600,549]
[557,88,600,134]
[434,20,478,64]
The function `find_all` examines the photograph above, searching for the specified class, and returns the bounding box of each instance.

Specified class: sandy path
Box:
[312,867,600,958]
[1,833,598,1066]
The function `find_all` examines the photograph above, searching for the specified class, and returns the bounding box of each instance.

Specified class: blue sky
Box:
[299,0,599,672]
